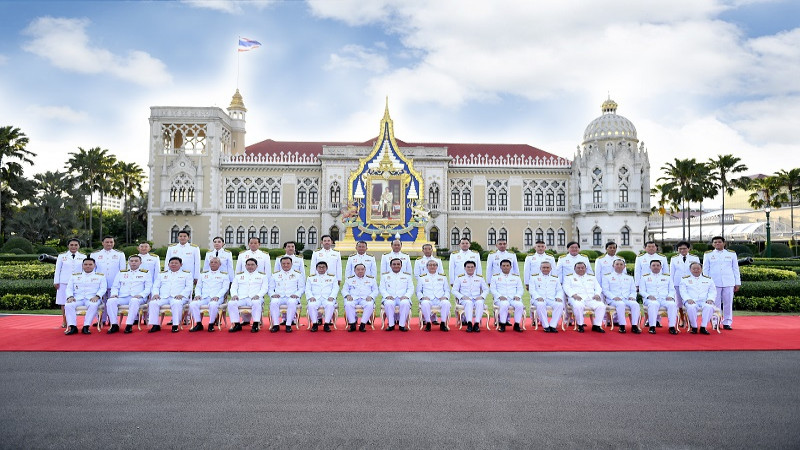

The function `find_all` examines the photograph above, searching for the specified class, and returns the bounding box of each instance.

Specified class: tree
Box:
[659,158,697,241]
[650,184,669,249]
[65,147,114,247]
[695,163,719,243]
[776,168,800,256]
[0,126,35,241]
[116,161,145,244]
[741,175,788,253]
[708,154,748,240]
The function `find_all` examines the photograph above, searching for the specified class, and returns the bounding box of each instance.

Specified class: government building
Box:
[146,92,651,253]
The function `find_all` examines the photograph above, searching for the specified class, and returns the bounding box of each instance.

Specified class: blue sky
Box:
[1,0,798,207]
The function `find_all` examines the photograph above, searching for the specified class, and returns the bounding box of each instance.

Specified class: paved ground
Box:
[1,351,798,449]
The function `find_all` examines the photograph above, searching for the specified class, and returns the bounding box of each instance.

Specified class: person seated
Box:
[490,259,525,332]
[106,255,152,334]
[417,259,450,332]
[341,264,379,332]
[452,261,489,333]
[227,258,269,333]
[528,261,564,333]
[601,258,642,334]
[147,257,193,333]
[305,261,339,332]
[268,256,305,333]
[189,256,230,332]
[639,260,678,335]
[379,258,414,332]
[64,258,107,335]
[680,262,717,335]
[563,262,605,333]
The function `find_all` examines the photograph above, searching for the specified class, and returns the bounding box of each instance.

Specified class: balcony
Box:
[614,202,638,211]
[162,201,196,214]
[584,202,607,211]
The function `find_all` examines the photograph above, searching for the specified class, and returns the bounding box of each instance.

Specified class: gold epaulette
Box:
[149,252,158,256]
[551,275,559,278]
[200,271,207,274]
[120,269,129,272]
[182,270,190,273]
[702,275,711,278]
[169,243,177,247]
[605,272,612,276]
[642,273,651,277]
[382,271,389,275]
[419,273,427,277]
[190,244,198,247]
[663,272,670,276]
[366,275,374,278]
[489,250,497,254]
[657,252,665,256]
[96,272,104,276]
[348,275,355,279]
[220,271,227,274]
[236,271,244,275]
[140,269,148,273]
[705,249,713,253]
[682,275,691,278]
[294,269,302,273]
[492,273,501,276]
[72,272,81,276]
[258,271,266,275]
[531,273,540,277]
[403,272,411,275]
[458,273,465,277]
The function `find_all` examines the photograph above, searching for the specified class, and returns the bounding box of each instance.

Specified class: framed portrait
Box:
[366,175,406,226]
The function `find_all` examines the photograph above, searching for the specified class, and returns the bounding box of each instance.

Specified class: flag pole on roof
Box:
[236,37,262,89]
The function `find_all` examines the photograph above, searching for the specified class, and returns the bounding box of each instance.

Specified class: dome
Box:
[582,98,637,143]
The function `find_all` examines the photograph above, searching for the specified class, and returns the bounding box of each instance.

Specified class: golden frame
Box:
[365,174,409,226]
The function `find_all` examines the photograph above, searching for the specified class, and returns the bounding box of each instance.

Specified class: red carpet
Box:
[1,315,798,352]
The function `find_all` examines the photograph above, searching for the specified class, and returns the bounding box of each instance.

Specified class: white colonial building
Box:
[146,92,650,253]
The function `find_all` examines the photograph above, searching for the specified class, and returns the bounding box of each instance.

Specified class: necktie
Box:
[683,256,686,263]
[216,251,219,257]
[72,254,75,259]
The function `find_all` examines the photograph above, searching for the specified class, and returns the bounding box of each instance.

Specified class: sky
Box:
[1,0,798,208]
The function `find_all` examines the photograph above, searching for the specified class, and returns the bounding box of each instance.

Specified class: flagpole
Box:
[236,36,240,89]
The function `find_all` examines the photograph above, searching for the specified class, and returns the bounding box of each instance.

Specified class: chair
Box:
[190,298,228,330]
[565,304,617,331]
[306,304,338,330]
[604,304,642,330]
[530,305,566,331]
[684,307,723,333]
[380,304,411,330]
[75,304,104,331]
[641,305,677,332]
[416,303,450,330]
[116,302,148,331]
[268,303,301,329]
[156,303,190,330]
[453,303,492,330]
[492,304,527,330]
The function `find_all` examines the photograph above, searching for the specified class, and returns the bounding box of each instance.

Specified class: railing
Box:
[614,202,638,210]
[585,202,607,210]
[162,201,196,214]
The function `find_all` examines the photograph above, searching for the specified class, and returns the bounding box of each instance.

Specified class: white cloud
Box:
[325,44,389,72]
[180,0,275,14]
[21,17,171,87]
[0,54,7,65]
[26,105,90,124]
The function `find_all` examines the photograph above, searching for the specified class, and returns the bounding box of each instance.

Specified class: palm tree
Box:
[708,154,748,240]
[66,147,113,247]
[741,176,788,255]
[776,168,800,256]
[97,156,121,241]
[0,126,35,241]
[659,158,697,241]
[695,163,719,243]
[116,161,145,244]
[650,184,669,249]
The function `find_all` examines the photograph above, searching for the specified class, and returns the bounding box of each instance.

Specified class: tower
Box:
[227,89,247,155]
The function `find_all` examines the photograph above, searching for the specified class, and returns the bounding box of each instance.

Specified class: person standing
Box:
[555,242,592,283]
[594,241,621,288]
[702,236,741,330]
[523,240,555,291]
[235,237,270,275]
[413,243,444,278]
[634,241,668,289]
[305,261,339,332]
[417,260,450,332]
[345,241,377,279]
[268,256,305,333]
[63,258,107,335]
[490,259,525,332]
[379,258,414,331]
[134,242,161,285]
[106,254,152,334]
[189,256,230,332]
[166,230,202,283]
[91,235,126,324]
[341,264,379,332]
[147,257,193,333]
[380,239,411,275]
[449,238,482,285]
[54,238,86,328]
[204,236,235,283]
[273,241,304,274]
[452,260,489,333]
[310,235,342,283]
[485,239,520,283]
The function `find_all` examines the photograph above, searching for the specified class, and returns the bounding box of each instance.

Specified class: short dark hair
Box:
[605,241,617,249]
[128,255,142,261]
[676,241,690,249]
[460,237,470,243]
[496,239,507,244]
[567,241,579,248]
[280,256,293,263]
[321,234,334,242]
[354,263,365,270]
[83,257,95,264]
[67,238,80,245]
[535,240,545,245]
[168,256,182,264]
[283,241,296,248]
[356,240,367,246]
[316,261,328,268]
[500,259,512,266]
[649,260,662,266]
[212,236,224,242]
[645,240,656,247]
[248,237,259,243]
[245,258,258,265]
[711,236,725,243]
[102,235,115,242]
[464,260,476,268]
[390,258,402,265]
[178,230,190,238]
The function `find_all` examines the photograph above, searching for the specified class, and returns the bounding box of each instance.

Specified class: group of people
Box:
[54,230,741,337]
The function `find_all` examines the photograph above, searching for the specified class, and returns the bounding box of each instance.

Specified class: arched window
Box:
[592,167,603,204]
[248,226,257,241]
[237,187,246,207]
[535,190,543,211]
[621,226,630,246]
[297,187,306,210]
[224,226,233,243]
[487,187,497,211]
[308,226,317,245]
[499,227,507,241]
[462,227,471,241]
[498,189,508,210]
[170,225,179,243]
[430,226,440,246]
[593,186,603,204]
[170,187,178,202]
[260,188,269,208]
[271,187,280,208]
[557,228,566,247]
[546,191,554,208]
[619,188,629,203]
[556,190,565,209]
[270,226,280,245]
[618,166,630,204]
[451,190,460,208]
[329,225,340,242]
[249,188,258,209]
[330,182,341,208]
[259,226,269,244]
[451,227,460,246]
[186,188,194,202]
[296,226,305,244]
[309,187,318,209]
[225,187,235,209]
[236,226,245,245]
[546,228,555,247]
[487,228,497,246]
[592,227,602,246]
[523,188,533,211]
[524,228,533,247]
[428,183,440,209]
[536,228,544,243]
[462,189,472,210]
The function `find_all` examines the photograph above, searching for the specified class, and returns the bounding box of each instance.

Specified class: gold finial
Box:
[601,97,617,114]
[383,96,391,121]
[229,89,247,111]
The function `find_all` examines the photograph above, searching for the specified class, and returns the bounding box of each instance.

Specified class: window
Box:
[236,226,245,245]
[498,190,507,210]
[170,225,179,244]
[499,228,507,241]
[430,226,440,246]
[248,226,257,241]
[170,188,178,202]
[524,228,533,247]
[271,188,280,208]
[487,189,497,210]
[619,188,629,203]
[462,189,472,210]
[546,228,555,247]
[296,226,305,244]
[546,192,554,207]
[225,188,235,209]
[593,186,602,204]
[259,226,268,245]
[451,191,460,208]
[451,227,460,246]
[592,227,602,246]
[270,226,280,245]
[309,187,318,209]
[260,189,269,207]
[329,226,340,242]
[524,189,533,211]
[249,188,258,209]
[557,190,565,208]
[330,182,341,208]
[536,228,544,243]
[237,187,246,207]
[462,228,471,241]
[225,226,233,243]
[488,228,497,246]
[308,226,317,245]
[621,226,630,246]
[297,188,306,210]
[535,190,543,211]
[557,229,566,247]
[428,183,440,209]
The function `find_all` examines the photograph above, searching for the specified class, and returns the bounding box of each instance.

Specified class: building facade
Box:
[147,92,650,253]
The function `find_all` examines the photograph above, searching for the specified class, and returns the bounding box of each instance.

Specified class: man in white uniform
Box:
[189,256,230,332]
[594,241,621,289]
[601,258,641,334]
[273,241,304,274]
[680,262,717,335]
[703,236,741,330]
[342,264,379,332]
[523,240,555,292]
[228,258,269,333]
[449,238,482,285]
[305,261,339,332]
[54,238,86,328]
[490,259,524,332]
[204,237,235,283]
[452,260,489,333]
[380,239,412,275]
[134,242,161,285]
[310,235,342,283]
[669,241,700,312]
[634,241,668,289]
[91,235,126,324]
[413,243,444,278]
[563,262,605,333]
[148,257,193,333]
[268,256,305,333]
[555,241,592,283]
[639,260,678,335]
[417,260,450,332]
[345,241,377,279]
[165,230,201,283]
[486,239,520,283]
[235,237,270,275]
[529,261,564,333]
[64,258,107,335]
[106,254,152,334]
[379,258,414,331]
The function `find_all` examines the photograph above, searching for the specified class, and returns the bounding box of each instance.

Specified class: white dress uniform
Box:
[64,271,108,328]
[555,253,592,283]
[485,251,520,283]
[523,252,555,287]
[490,272,525,324]
[416,273,451,324]
[679,274,717,329]
[448,249,482,285]
[702,249,741,327]
[268,269,305,327]
[563,273,605,327]
[54,251,86,305]
[380,251,412,275]
[204,249,235,283]
[413,255,445,278]
[135,253,161,284]
[227,270,269,324]
[273,254,305,274]
[148,269,193,326]
[634,252,668,288]
[529,273,565,329]
[91,248,126,322]
[190,270,230,325]
[669,253,700,308]
[594,253,622,289]
[452,273,489,324]
[310,248,342,282]
[107,269,152,326]
[639,272,677,327]
[235,248,271,276]
[601,271,640,328]
[379,270,414,327]
[341,274,379,325]
[305,272,339,324]
[166,243,202,281]
[345,252,378,279]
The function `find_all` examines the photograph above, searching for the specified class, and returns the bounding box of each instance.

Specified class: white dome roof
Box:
[583,99,637,143]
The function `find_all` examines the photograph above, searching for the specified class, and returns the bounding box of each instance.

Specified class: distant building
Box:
[86,194,124,212]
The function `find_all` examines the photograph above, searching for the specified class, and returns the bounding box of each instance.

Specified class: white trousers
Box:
[65,299,100,327]
[56,285,68,306]
[189,298,223,323]
[420,299,451,323]
[307,299,337,323]
[532,299,564,328]
[382,298,411,327]
[147,297,187,326]
[609,299,640,327]
[569,298,605,326]
[645,299,678,327]
[269,297,299,326]
[684,301,717,329]
[107,296,146,326]
[344,298,374,324]
[227,298,263,324]
[495,299,524,323]
[715,286,734,326]
[458,298,485,323]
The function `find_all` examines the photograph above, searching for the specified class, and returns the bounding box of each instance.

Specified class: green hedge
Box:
[737,279,800,298]
[0,294,53,310]
[1,236,34,254]
[616,251,637,263]
[0,264,55,280]
[752,259,800,267]
[0,254,40,262]
[735,296,800,313]
[739,266,798,282]
[0,279,57,297]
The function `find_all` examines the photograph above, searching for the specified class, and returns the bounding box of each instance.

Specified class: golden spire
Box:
[229,89,247,111]
[383,96,391,121]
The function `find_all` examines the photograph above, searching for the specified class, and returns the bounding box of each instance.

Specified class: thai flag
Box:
[238,38,261,52]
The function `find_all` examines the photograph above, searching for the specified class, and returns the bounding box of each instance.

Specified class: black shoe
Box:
[461,320,467,326]
[107,324,119,334]
[543,326,552,333]
[549,327,558,333]
[171,326,179,333]
[208,323,215,332]
[64,325,78,336]
[230,323,243,333]
[723,325,733,330]
[148,325,161,333]
[311,323,318,332]
[386,326,395,332]
[632,326,642,334]
[690,327,698,334]
[466,322,473,333]
[348,323,356,332]
[318,319,323,325]
[473,323,481,333]
[124,324,133,334]
[649,326,656,334]
[700,327,710,335]
[399,326,408,332]
[359,323,366,332]
[268,325,278,333]
[577,324,585,333]
[432,320,439,325]
[669,327,678,335]
[251,323,260,333]
[498,323,506,332]
[189,324,203,332]
[81,326,91,335]
[324,323,331,332]
[242,321,251,326]
[613,322,619,327]
[440,322,448,332]
[656,321,663,328]
[513,323,522,332]
[592,325,605,333]
[618,325,626,334]
[425,322,431,332]
[133,320,139,325]
[285,325,292,333]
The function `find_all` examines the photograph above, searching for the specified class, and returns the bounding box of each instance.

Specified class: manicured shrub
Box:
[616,250,637,263]
[302,249,314,260]
[729,244,753,257]
[692,242,709,252]
[121,246,139,258]
[0,264,55,280]
[469,241,484,254]
[152,247,168,258]
[763,243,793,258]
[34,245,59,255]
[0,294,54,310]
[735,296,800,313]
[579,250,600,261]
[0,279,57,297]
[1,236,34,254]
[737,279,800,298]
[0,254,41,262]
[4,248,25,255]
[268,248,286,259]
[739,266,797,282]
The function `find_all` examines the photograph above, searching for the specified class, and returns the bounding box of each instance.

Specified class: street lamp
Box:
[765,205,772,258]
